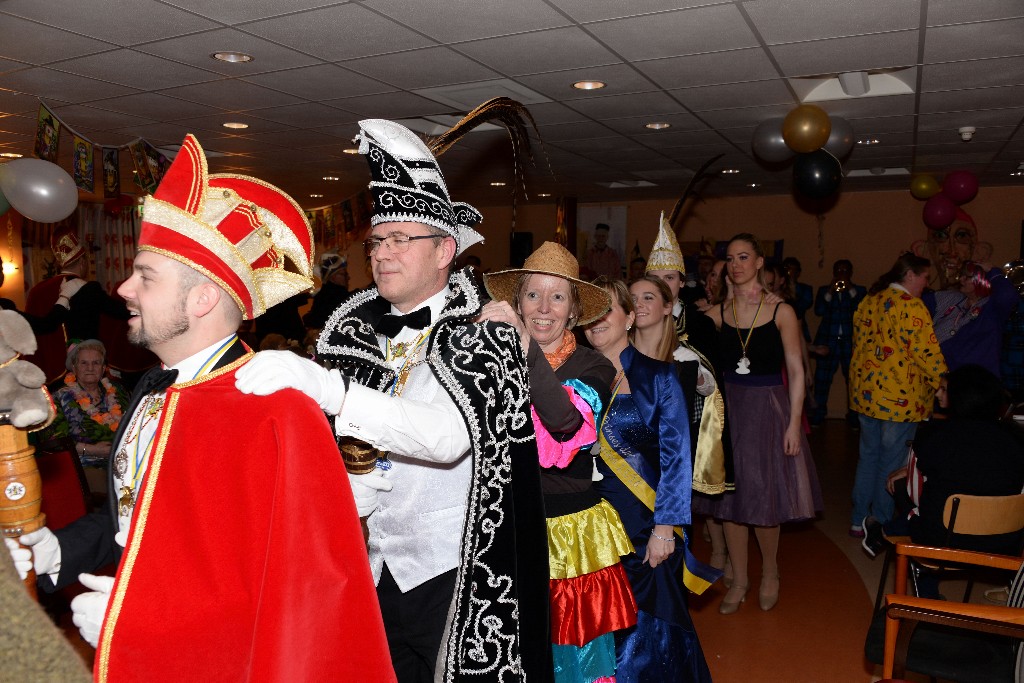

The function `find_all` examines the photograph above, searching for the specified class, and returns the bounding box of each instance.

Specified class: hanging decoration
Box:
[0,158,79,223]
[751,104,850,201]
[102,147,120,198]
[909,169,980,230]
[72,134,94,193]
[33,104,61,162]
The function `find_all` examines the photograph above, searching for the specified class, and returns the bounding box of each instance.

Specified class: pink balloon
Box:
[942,170,979,205]
[923,193,957,229]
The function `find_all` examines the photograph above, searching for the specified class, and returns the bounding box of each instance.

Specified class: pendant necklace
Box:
[732,291,765,375]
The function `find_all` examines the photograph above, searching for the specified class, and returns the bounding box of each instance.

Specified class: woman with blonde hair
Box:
[586,277,713,682]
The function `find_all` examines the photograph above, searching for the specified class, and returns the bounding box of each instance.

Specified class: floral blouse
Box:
[43,374,130,466]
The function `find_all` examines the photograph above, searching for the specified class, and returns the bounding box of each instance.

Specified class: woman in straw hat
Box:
[585,277,714,682]
[480,241,637,683]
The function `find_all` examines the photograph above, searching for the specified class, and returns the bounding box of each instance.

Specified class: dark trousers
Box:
[377,564,457,683]
[811,334,853,422]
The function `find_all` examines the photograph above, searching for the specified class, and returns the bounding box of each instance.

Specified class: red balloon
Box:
[942,170,978,204]
[922,193,957,229]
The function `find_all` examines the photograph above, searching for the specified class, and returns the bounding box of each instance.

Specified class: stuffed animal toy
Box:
[0,310,55,429]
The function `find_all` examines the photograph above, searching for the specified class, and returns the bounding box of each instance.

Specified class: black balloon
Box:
[792,150,842,199]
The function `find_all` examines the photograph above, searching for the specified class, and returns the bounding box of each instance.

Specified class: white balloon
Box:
[0,158,79,223]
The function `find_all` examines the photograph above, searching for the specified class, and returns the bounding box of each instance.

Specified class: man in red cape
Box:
[13,134,395,681]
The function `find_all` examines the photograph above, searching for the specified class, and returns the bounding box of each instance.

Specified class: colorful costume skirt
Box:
[548,498,637,683]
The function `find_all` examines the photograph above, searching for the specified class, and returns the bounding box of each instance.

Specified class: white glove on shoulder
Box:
[673,346,699,364]
[19,527,61,578]
[71,573,115,648]
[58,277,87,301]
[348,471,393,518]
[672,346,716,396]
[5,538,32,581]
[235,350,347,414]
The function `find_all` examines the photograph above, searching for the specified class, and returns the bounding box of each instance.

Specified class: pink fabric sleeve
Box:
[530,385,598,469]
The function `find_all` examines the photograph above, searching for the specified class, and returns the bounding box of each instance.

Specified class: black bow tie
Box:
[375,306,432,338]
[136,368,179,396]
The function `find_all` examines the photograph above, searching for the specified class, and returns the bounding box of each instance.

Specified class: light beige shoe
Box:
[759,573,780,611]
[719,583,748,615]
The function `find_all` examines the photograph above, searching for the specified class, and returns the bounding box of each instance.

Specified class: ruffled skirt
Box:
[548,498,637,682]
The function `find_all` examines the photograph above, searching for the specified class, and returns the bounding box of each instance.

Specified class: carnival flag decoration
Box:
[102,147,120,198]
[72,134,95,193]
[34,104,61,163]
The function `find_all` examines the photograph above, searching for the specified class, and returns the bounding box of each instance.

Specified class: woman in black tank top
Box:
[701,234,823,615]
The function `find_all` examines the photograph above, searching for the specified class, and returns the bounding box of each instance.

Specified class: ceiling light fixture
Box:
[309,193,324,198]
[857,138,880,145]
[342,148,359,155]
[721,169,740,175]
[211,51,254,63]
[490,181,506,187]
[572,80,605,90]
[1011,171,1024,177]
[537,193,552,197]
[322,176,340,181]
[222,122,248,129]
[0,152,23,158]
[747,183,760,188]
[645,122,671,130]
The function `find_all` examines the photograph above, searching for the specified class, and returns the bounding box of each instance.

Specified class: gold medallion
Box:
[118,486,135,517]
[114,449,128,478]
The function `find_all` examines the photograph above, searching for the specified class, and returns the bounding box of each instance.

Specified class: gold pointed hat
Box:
[645,211,685,274]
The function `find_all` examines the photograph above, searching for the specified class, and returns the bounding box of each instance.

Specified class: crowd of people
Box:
[3,106,1023,683]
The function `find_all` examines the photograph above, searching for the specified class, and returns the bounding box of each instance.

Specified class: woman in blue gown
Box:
[585,277,714,683]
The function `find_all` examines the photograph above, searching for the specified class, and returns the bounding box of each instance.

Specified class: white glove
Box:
[348,472,393,517]
[19,527,61,577]
[673,346,700,363]
[71,573,115,648]
[672,346,716,395]
[5,538,32,581]
[59,277,87,301]
[235,350,347,414]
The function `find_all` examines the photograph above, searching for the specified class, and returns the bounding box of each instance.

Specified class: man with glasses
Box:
[237,117,549,683]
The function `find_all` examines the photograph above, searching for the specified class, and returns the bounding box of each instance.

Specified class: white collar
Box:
[167,334,237,382]
[389,287,450,325]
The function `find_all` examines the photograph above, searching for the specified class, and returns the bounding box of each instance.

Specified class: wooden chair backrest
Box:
[943,493,1024,537]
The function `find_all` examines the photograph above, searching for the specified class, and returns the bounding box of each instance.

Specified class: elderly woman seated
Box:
[40,339,130,470]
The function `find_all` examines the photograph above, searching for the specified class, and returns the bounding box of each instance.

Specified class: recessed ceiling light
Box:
[722,168,740,175]
[645,122,671,130]
[1011,171,1024,177]
[211,51,253,63]
[747,183,760,188]
[322,176,340,181]
[0,152,23,158]
[309,193,324,198]
[572,80,606,90]
[222,122,248,129]
[490,181,506,187]
[857,138,880,145]
[342,148,359,155]
[537,193,551,197]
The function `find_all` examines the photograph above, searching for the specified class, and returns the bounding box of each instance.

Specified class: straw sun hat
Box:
[484,241,612,326]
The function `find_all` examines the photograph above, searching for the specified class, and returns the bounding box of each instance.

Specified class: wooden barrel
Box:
[0,424,45,537]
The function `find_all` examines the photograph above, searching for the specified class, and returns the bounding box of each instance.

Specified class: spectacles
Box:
[362,233,438,257]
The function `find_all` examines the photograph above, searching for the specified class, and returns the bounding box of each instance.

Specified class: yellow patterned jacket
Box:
[849,285,947,422]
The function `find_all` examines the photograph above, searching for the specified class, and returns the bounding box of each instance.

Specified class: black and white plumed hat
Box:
[355,119,484,255]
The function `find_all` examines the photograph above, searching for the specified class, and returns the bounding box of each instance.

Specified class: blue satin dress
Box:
[593,347,713,683]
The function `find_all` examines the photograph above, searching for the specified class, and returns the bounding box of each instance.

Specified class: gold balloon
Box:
[909,174,941,200]
[782,105,831,154]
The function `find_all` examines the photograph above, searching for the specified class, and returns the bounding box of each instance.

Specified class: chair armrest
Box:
[886,594,1024,627]
[895,543,1023,572]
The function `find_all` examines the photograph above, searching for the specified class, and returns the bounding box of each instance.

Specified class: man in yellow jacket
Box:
[848,253,947,534]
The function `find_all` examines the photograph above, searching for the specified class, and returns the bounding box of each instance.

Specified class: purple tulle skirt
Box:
[693,379,822,526]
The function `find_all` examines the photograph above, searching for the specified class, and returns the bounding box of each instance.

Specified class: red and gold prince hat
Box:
[138,135,314,319]
[51,225,85,269]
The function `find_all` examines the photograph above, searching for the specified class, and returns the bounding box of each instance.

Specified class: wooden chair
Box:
[873,493,1024,611]
[883,543,1024,681]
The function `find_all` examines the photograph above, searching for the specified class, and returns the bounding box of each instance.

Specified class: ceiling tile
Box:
[0,89,46,116]
[136,28,321,76]
[924,19,1024,62]
[242,4,435,61]
[344,48,500,89]
[769,31,919,77]
[516,64,660,101]
[455,28,621,76]
[743,0,921,44]
[675,79,795,111]
[249,103,352,128]
[599,112,707,135]
[0,0,218,47]
[1,67,138,102]
[921,56,1024,91]
[588,5,758,61]
[108,122,197,145]
[158,80,304,111]
[920,84,1024,114]
[162,0,344,25]
[243,64,393,100]
[519,102,590,125]
[919,107,1024,131]
[927,0,1024,25]
[323,91,451,118]
[635,48,780,89]
[818,93,917,120]
[634,128,731,148]
[566,91,688,119]
[550,0,722,23]
[699,104,793,128]
[844,115,917,134]
[0,15,114,64]
[245,129,342,148]
[86,93,221,121]
[365,0,571,42]
[172,112,296,135]
[49,50,220,90]
[536,122,618,141]
[48,104,152,132]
